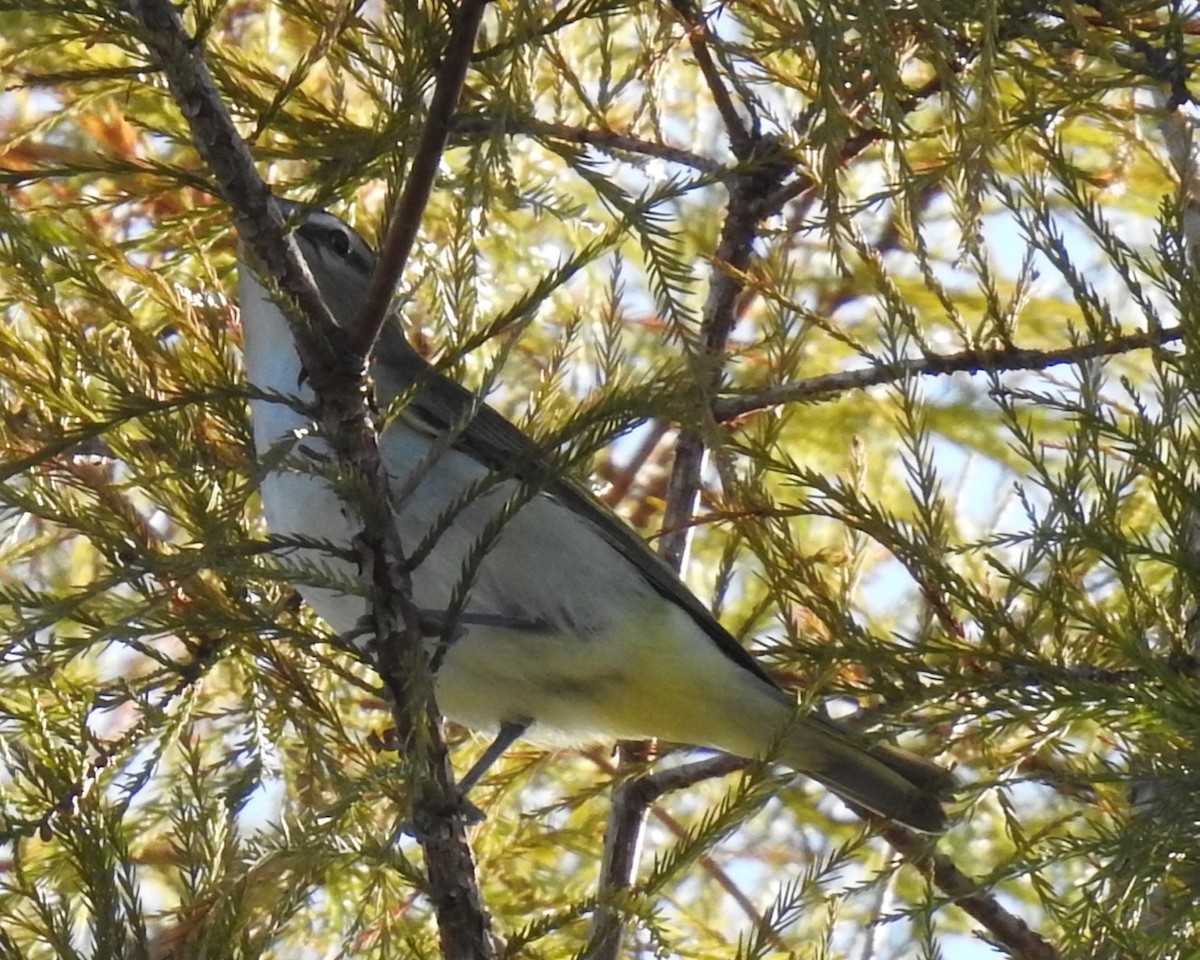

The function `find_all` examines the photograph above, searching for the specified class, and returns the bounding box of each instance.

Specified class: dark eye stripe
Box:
[297,222,376,278]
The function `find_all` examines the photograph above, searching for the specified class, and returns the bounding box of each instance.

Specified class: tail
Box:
[779,715,953,833]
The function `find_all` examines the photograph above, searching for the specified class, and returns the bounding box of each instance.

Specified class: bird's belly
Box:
[433,598,788,752]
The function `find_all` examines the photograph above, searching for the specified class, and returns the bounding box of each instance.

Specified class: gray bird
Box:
[237,200,952,833]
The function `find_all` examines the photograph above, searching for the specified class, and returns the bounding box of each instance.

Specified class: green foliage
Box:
[2,0,1199,957]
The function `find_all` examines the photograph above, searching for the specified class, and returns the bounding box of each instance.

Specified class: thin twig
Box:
[587,751,757,957]
[452,114,723,174]
[622,753,750,803]
[763,73,948,217]
[596,420,671,507]
[713,326,1185,421]
[588,750,784,946]
[350,0,491,356]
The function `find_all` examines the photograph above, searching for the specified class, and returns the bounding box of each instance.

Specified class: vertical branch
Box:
[1130,84,1200,944]
[667,0,754,157]
[587,4,789,950]
[125,3,494,958]
[587,745,653,959]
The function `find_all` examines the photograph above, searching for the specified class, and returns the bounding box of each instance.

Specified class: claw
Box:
[394,794,487,843]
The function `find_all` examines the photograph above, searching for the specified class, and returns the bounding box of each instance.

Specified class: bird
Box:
[237,199,952,833]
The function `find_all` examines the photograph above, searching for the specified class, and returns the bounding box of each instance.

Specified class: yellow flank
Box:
[434,598,791,758]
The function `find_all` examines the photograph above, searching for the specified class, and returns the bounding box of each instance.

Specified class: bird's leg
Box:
[393,720,530,838]
[457,719,530,797]
[417,610,549,675]
[340,612,533,824]
[336,611,461,653]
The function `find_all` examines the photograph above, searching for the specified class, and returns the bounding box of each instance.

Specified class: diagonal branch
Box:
[763,72,948,217]
[350,0,491,356]
[587,93,790,960]
[884,828,1059,960]
[125,3,493,958]
[668,0,753,156]
[451,114,724,174]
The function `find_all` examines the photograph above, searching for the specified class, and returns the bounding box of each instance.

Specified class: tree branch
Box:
[713,326,1184,421]
[587,749,788,945]
[587,77,789,960]
[762,72,949,217]
[350,0,491,356]
[883,828,1059,960]
[125,3,493,958]
[452,114,724,174]
[668,0,753,156]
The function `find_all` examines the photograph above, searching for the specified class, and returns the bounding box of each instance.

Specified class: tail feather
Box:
[780,716,952,833]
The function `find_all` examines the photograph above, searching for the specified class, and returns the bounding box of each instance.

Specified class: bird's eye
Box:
[326,228,352,258]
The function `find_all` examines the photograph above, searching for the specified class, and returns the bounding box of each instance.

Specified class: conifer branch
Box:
[5,3,1195,956]
[668,0,754,156]
[453,115,723,173]
[589,82,791,960]
[714,326,1185,420]
[349,0,491,357]
[125,2,494,957]
[884,828,1059,960]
